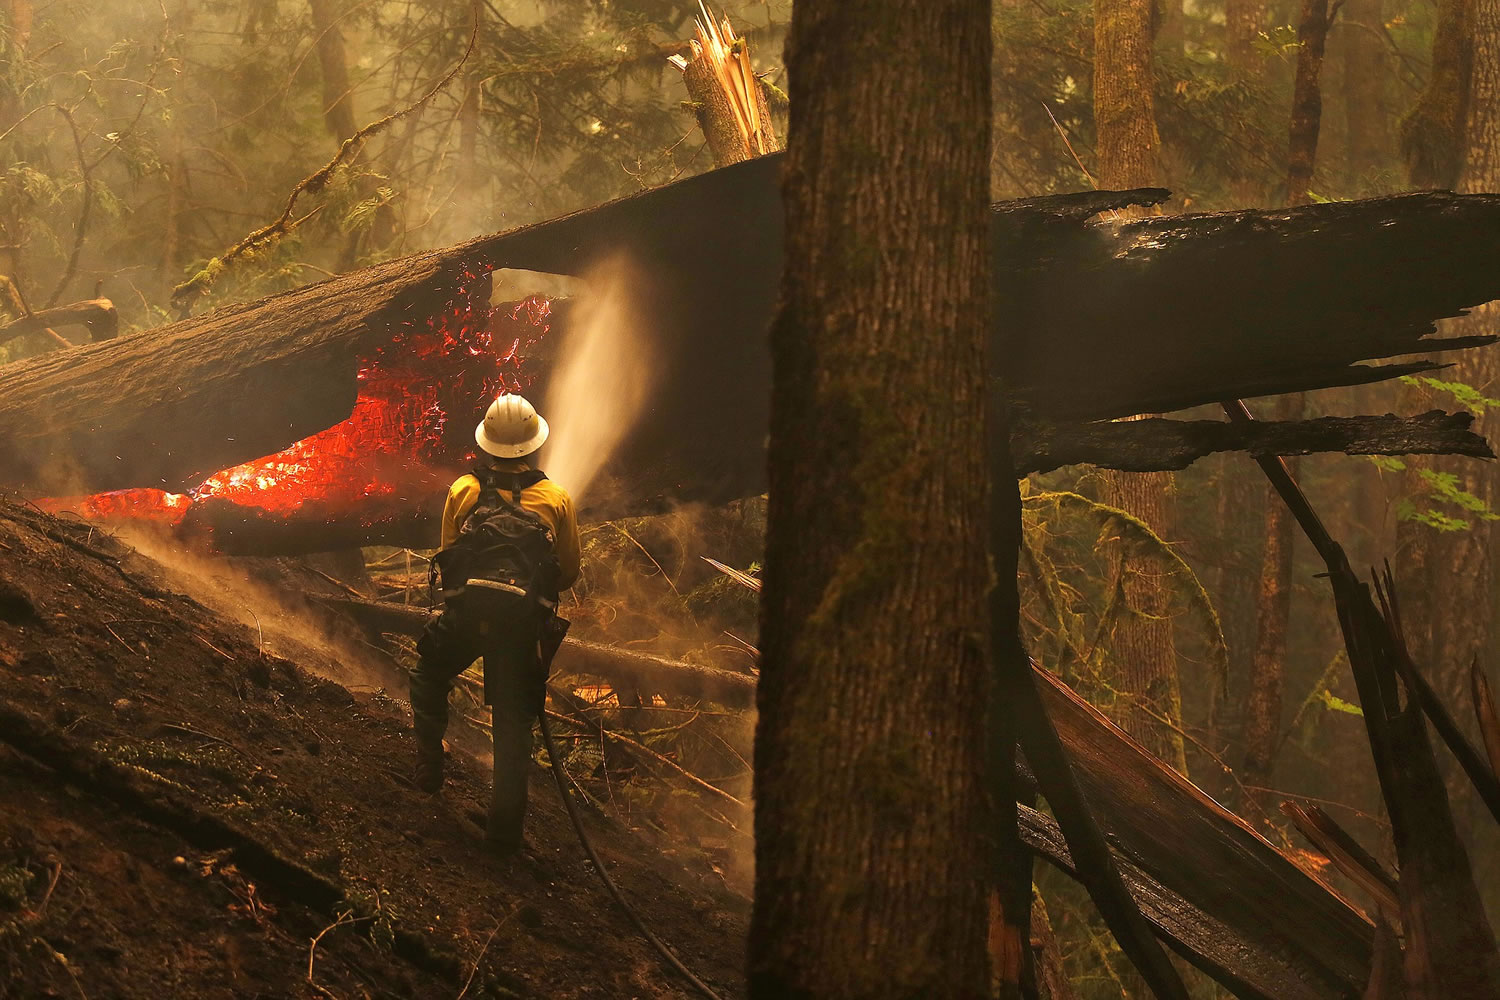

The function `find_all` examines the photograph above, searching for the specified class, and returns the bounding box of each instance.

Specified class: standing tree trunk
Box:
[1094,0,1186,774]
[1242,392,1305,798]
[309,0,358,142]
[1340,0,1390,193]
[1243,0,1334,802]
[1226,0,1265,70]
[1401,0,1472,188]
[750,0,994,994]
[1285,0,1337,205]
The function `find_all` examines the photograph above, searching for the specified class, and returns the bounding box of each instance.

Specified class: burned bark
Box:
[1017,410,1492,474]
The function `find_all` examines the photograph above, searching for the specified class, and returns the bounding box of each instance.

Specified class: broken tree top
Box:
[2,152,1498,512]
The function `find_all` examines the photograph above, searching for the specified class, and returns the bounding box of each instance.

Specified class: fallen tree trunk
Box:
[183,410,1491,555]
[2,154,1499,506]
[1019,409,1492,474]
[325,592,1371,998]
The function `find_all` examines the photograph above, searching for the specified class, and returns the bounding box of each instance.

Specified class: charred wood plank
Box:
[1032,667,1373,998]
[4,154,1500,507]
[1019,805,1331,1000]
[1014,410,1493,475]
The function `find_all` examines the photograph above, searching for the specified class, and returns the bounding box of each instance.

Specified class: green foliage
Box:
[1400,375,1500,414]
[1316,690,1365,717]
[1396,468,1499,531]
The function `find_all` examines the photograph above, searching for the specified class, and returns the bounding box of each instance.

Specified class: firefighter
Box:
[409,393,581,855]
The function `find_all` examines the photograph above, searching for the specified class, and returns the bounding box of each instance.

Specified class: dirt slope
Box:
[0,499,748,999]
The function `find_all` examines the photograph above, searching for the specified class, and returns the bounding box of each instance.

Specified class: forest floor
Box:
[0,497,750,1000]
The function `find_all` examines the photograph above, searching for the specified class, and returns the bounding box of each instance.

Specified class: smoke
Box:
[540,255,657,503]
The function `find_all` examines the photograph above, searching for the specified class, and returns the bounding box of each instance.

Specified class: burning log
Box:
[5,154,1500,538]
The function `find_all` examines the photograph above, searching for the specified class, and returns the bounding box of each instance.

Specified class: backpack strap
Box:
[472,464,547,508]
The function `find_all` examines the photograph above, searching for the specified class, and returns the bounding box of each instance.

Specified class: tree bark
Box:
[1094,0,1161,191]
[1340,0,1390,192]
[1401,0,1472,188]
[1396,0,1500,933]
[749,0,994,993]
[1285,0,1336,206]
[1226,0,1265,71]
[1094,0,1185,776]
[1242,393,1305,797]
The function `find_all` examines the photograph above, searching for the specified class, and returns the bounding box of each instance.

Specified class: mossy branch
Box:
[170,3,480,313]
[1026,491,1230,693]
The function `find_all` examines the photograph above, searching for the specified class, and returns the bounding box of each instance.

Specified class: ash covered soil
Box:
[0,498,748,999]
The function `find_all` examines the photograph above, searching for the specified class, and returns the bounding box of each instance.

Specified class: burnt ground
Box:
[0,498,749,1000]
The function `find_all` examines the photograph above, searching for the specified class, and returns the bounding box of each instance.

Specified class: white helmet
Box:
[475,393,550,459]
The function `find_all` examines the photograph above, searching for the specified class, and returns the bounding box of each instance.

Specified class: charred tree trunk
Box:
[749,0,994,993]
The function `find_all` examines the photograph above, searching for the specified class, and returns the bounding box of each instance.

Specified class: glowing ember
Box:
[42,285,553,532]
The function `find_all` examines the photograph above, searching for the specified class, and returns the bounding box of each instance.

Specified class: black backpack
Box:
[432,466,562,611]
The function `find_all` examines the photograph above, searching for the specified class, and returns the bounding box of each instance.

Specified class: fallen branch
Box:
[1013,410,1493,474]
[546,685,746,809]
[0,298,117,348]
[169,5,480,312]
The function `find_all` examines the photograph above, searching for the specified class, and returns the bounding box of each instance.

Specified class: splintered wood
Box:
[669,4,779,165]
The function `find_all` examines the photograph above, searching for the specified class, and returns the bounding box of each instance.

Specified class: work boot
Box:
[414,739,444,794]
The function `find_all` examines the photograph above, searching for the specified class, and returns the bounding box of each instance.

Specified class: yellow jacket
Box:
[439,462,582,590]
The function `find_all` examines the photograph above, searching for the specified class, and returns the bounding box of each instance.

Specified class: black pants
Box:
[410,592,545,845]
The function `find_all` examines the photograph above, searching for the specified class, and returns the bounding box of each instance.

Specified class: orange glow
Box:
[42,283,553,532]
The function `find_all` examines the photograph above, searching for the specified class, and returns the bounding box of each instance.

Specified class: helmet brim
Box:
[475,413,549,459]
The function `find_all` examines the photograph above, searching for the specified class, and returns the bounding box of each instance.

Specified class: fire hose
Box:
[532,614,726,1000]
[538,709,728,1000]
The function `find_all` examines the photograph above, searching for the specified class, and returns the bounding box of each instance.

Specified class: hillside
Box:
[0,498,748,999]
